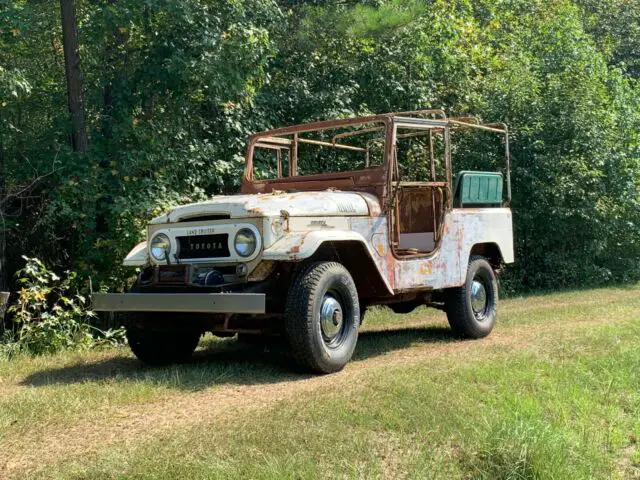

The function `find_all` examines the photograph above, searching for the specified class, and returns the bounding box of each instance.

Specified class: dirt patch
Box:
[368,430,419,480]
[617,441,640,479]
[0,383,19,399]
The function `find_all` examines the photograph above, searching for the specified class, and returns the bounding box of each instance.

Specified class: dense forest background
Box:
[1,0,639,294]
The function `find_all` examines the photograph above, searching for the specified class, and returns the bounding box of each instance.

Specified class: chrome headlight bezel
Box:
[234,228,257,258]
[150,233,171,261]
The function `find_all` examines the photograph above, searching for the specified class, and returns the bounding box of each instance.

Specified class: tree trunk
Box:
[60,0,87,154]
[0,137,6,330]
[0,135,7,292]
[0,292,8,332]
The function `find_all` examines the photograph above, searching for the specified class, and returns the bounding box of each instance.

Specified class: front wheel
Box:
[446,255,498,339]
[285,262,360,374]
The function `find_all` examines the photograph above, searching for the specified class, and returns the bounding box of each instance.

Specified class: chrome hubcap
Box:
[320,294,343,341]
[470,279,487,317]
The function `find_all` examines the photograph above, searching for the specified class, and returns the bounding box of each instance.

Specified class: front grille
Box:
[177,234,230,259]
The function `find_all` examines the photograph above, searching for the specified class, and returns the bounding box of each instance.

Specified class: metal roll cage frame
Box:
[244,109,511,205]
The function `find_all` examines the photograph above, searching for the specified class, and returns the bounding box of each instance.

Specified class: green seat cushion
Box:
[453,171,503,207]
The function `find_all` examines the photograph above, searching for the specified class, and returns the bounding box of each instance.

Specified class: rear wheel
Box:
[285,262,360,374]
[446,255,498,339]
[126,326,201,366]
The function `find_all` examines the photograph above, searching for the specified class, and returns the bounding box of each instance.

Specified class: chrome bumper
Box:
[92,293,266,314]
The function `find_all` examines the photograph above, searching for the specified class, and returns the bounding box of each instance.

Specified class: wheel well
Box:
[302,241,391,300]
[469,243,503,268]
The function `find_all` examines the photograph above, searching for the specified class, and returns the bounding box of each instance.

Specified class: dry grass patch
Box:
[0,284,638,479]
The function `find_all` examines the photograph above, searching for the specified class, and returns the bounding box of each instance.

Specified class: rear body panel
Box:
[265,207,513,293]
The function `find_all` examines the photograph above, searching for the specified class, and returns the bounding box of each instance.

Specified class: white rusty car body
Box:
[122,191,513,294]
[94,110,514,373]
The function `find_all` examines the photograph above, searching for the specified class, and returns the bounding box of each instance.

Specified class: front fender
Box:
[262,230,394,294]
[123,241,148,266]
[262,230,368,261]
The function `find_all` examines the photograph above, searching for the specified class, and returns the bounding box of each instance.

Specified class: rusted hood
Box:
[150,191,379,224]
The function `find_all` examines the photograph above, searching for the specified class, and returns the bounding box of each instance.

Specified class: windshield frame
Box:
[243,114,393,183]
[241,111,510,208]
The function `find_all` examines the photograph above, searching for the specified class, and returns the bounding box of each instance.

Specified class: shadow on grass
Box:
[19,325,455,391]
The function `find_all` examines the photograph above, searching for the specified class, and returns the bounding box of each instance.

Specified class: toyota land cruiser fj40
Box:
[94,109,514,373]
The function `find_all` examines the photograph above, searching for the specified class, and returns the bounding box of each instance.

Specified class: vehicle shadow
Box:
[19,325,456,391]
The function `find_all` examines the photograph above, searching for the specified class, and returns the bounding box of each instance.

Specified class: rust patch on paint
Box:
[288,245,301,254]
[419,262,433,276]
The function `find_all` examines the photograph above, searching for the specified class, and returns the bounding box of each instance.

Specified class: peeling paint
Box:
[140,202,513,295]
[419,262,433,276]
[248,261,276,282]
[288,245,301,254]
[150,191,371,224]
[349,208,513,292]
[357,192,383,217]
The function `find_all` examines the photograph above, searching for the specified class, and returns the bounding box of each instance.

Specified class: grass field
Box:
[1,285,639,479]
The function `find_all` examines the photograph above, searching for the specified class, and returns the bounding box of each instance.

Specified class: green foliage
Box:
[298,0,428,39]
[0,0,638,296]
[264,0,640,290]
[576,0,640,77]
[0,65,30,103]
[1,257,124,358]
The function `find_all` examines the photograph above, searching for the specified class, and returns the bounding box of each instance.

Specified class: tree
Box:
[0,0,638,293]
[59,0,87,153]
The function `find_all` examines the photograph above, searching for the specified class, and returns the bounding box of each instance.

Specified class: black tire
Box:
[285,262,360,374]
[446,255,498,339]
[126,326,200,366]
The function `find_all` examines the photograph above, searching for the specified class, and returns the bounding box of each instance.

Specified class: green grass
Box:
[1,285,639,479]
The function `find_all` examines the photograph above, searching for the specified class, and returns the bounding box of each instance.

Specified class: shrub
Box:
[1,257,125,358]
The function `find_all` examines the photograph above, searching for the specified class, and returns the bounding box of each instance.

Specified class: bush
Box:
[1,0,638,295]
[1,257,125,359]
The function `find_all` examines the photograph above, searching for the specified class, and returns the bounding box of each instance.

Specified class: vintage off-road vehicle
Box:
[94,109,514,373]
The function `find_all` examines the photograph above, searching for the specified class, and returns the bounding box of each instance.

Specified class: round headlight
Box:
[150,233,171,261]
[234,228,257,257]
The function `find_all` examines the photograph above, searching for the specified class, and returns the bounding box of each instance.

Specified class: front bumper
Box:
[92,293,266,314]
